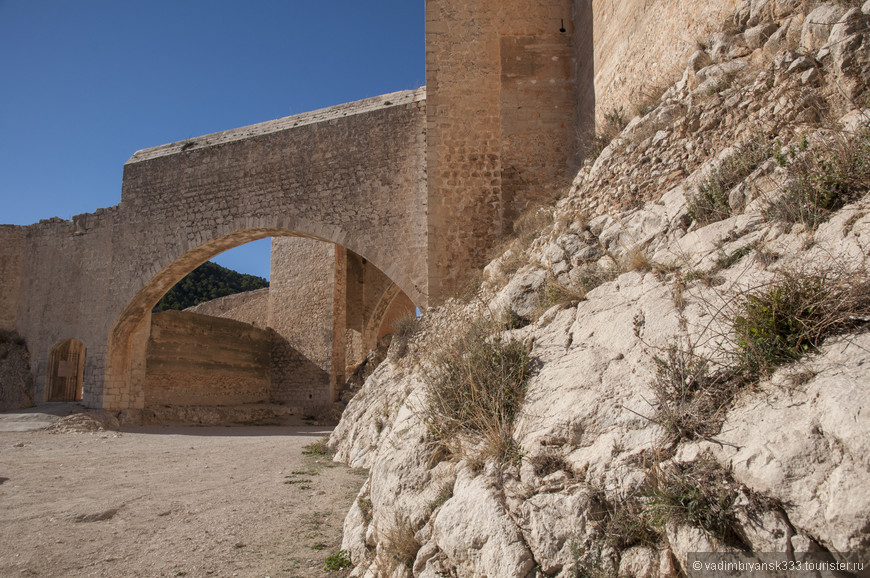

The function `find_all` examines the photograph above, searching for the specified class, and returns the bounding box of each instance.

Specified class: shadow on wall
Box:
[574,0,596,161]
[141,311,333,410]
[0,331,34,411]
[269,332,331,407]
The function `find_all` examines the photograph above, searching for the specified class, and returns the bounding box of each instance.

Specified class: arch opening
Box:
[104,227,418,412]
[45,338,86,402]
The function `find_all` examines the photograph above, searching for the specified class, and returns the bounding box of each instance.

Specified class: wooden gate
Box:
[45,339,86,402]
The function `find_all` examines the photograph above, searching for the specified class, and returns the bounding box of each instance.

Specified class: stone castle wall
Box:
[0,0,745,413]
[145,310,271,407]
[184,287,270,328]
[588,0,741,124]
[0,226,25,333]
[268,237,336,406]
[117,87,427,310]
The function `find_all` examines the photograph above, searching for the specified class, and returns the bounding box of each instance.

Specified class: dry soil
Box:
[0,423,365,577]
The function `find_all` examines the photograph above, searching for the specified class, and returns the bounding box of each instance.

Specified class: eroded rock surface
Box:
[331,0,870,575]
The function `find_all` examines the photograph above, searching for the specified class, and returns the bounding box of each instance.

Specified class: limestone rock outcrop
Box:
[330,0,870,575]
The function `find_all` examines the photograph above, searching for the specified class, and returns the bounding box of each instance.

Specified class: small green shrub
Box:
[643,459,744,546]
[601,500,660,550]
[357,496,373,524]
[716,242,758,269]
[766,131,870,229]
[688,136,772,226]
[423,316,533,463]
[302,437,333,457]
[428,482,454,511]
[604,107,628,132]
[732,267,870,376]
[324,549,352,571]
[586,107,629,159]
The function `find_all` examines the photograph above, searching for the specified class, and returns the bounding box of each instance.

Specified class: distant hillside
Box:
[153,261,269,312]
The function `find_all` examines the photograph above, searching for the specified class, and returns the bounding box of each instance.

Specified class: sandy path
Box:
[0,425,364,577]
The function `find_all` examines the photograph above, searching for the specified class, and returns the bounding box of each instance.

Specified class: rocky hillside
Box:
[329,1,870,576]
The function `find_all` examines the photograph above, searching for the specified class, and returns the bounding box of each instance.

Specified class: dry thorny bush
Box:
[765,129,870,229]
[378,519,422,574]
[421,312,533,464]
[687,133,774,226]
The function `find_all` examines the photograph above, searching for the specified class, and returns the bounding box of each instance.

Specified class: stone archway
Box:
[45,338,86,402]
[104,227,421,411]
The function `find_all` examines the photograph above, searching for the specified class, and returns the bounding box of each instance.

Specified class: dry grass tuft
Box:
[380,521,422,572]
[422,315,533,464]
[391,313,420,358]
[541,279,587,309]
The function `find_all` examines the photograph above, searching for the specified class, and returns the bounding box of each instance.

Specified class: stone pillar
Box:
[268,237,337,407]
[425,0,578,302]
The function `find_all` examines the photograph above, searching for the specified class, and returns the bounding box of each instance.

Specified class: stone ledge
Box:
[126,87,427,164]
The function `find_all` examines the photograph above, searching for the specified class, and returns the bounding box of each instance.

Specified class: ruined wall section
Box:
[426,0,577,301]
[184,287,270,328]
[99,90,425,411]
[268,236,335,406]
[145,310,271,407]
[10,209,119,406]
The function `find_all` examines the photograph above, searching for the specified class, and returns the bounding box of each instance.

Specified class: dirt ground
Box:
[0,423,365,577]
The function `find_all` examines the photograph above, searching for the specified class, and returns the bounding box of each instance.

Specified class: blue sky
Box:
[0,1,424,279]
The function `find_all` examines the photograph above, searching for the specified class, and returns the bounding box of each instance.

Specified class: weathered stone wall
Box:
[184,287,270,328]
[268,237,336,406]
[425,0,579,300]
[10,210,118,406]
[345,250,415,356]
[119,88,427,311]
[0,226,26,333]
[145,310,271,407]
[589,0,740,123]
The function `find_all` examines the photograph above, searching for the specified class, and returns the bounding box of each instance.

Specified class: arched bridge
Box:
[1,0,585,412]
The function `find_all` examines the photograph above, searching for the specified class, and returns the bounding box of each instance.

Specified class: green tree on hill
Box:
[153,261,269,312]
